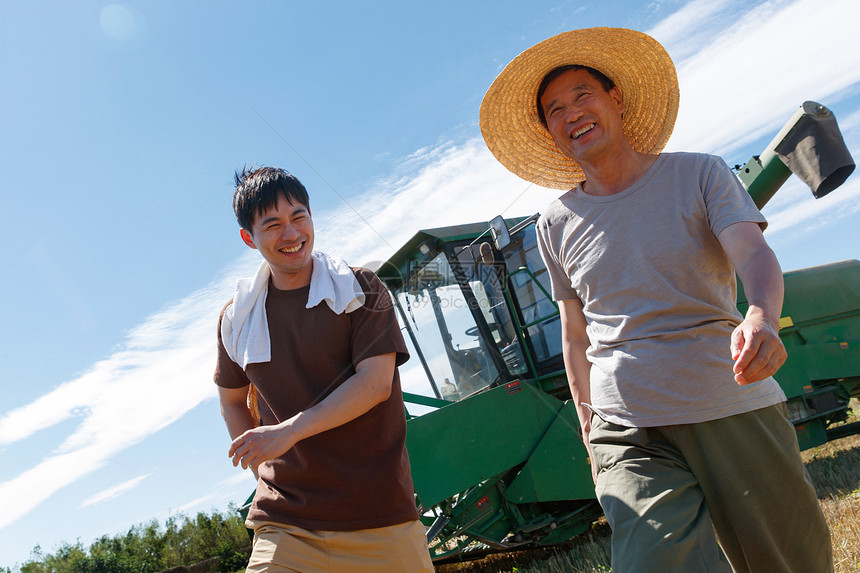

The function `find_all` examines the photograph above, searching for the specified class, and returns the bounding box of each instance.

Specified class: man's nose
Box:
[280,223,301,240]
[563,105,584,124]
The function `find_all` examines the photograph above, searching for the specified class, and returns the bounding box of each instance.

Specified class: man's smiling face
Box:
[240,194,315,290]
[539,67,625,166]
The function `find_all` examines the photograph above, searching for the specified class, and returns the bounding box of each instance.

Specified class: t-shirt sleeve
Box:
[702,155,768,237]
[536,211,578,301]
[350,269,410,367]
[214,302,252,389]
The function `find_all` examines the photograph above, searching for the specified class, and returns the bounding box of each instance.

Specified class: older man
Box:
[480,28,832,572]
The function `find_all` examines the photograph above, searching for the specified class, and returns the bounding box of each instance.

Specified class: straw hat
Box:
[480,27,679,190]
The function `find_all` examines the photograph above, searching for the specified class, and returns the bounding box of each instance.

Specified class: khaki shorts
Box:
[590,404,833,573]
[245,519,434,573]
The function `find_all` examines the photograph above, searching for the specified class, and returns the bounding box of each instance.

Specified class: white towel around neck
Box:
[220,252,366,370]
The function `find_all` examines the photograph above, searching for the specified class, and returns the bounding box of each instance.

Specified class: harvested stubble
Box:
[802,406,860,573]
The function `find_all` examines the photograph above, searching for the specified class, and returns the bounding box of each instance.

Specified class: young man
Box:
[214,166,433,572]
[479,28,832,572]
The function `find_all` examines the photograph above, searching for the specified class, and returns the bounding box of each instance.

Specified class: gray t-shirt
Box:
[536,152,786,427]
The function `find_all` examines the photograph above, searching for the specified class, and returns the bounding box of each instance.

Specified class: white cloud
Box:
[218,471,256,488]
[648,0,742,61]
[764,176,860,237]
[0,264,253,530]
[175,495,220,514]
[664,0,860,158]
[80,474,152,508]
[170,472,256,516]
[312,140,554,267]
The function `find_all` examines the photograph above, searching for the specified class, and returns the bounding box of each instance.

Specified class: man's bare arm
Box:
[218,385,256,439]
[227,353,396,471]
[559,299,594,460]
[217,384,259,478]
[717,221,787,385]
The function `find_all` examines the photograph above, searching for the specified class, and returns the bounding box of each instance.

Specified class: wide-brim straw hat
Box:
[480,27,680,190]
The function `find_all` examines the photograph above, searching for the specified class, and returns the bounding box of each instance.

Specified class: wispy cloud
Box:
[763,176,860,237]
[171,471,256,516]
[0,265,251,530]
[80,474,153,508]
[175,495,221,515]
[661,0,860,157]
[1,0,858,534]
[648,0,742,61]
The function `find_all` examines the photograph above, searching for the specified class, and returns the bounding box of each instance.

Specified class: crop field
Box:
[436,400,860,573]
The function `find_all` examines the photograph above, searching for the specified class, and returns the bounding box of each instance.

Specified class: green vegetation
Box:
[4,506,250,573]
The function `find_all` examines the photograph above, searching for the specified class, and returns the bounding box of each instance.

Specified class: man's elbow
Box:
[219,402,236,423]
[219,397,250,423]
[357,354,397,404]
[372,375,394,404]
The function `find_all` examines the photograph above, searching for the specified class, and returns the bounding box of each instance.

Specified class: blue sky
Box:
[1,0,859,567]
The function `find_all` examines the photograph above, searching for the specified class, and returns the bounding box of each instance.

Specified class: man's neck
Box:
[580,150,659,196]
[270,260,314,291]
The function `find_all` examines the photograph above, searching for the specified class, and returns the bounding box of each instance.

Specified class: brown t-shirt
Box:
[214,267,419,530]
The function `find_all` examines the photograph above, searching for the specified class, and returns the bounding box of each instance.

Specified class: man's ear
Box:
[610,85,624,116]
[240,228,258,250]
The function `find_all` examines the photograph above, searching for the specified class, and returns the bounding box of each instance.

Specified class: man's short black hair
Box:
[233,166,310,232]
[536,65,616,128]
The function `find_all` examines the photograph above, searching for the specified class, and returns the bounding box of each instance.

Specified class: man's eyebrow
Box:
[258,214,280,226]
[258,206,308,227]
[544,83,593,110]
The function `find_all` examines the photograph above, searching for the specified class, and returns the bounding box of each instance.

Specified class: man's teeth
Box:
[573,124,595,139]
[280,244,302,253]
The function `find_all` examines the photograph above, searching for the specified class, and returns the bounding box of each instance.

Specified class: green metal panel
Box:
[439,474,514,544]
[402,392,451,409]
[405,381,566,509]
[779,261,860,333]
[736,153,792,209]
[795,419,828,450]
[773,342,859,396]
[504,401,594,503]
[533,515,592,546]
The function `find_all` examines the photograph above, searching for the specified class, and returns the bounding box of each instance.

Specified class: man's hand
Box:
[228,423,298,472]
[717,222,787,386]
[730,307,787,385]
[224,353,397,473]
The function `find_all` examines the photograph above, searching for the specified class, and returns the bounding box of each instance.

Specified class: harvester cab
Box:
[377,214,569,405]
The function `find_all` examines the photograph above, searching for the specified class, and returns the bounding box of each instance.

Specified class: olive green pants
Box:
[590,404,833,573]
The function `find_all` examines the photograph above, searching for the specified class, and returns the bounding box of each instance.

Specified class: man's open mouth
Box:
[279,243,303,254]
[572,123,595,139]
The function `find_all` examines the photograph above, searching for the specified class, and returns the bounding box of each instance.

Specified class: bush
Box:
[214,542,249,573]
[16,507,250,572]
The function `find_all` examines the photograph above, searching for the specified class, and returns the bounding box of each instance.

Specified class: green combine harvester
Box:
[376,101,859,562]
